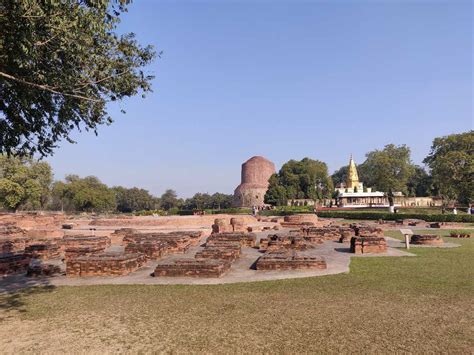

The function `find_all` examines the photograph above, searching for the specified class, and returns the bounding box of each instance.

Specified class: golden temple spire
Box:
[346,155,359,189]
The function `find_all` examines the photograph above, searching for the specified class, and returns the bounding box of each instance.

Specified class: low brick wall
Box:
[0,253,31,275]
[66,253,145,277]
[410,234,444,245]
[65,245,107,261]
[62,235,111,250]
[195,241,241,262]
[0,237,32,253]
[259,235,315,252]
[350,236,387,254]
[124,241,167,260]
[153,259,231,278]
[280,214,318,228]
[212,218,247,233]
[25,243,61,260]
[206,232,256,248]
[256,250,327,270]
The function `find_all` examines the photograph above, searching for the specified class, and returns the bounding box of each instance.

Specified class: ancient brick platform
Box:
[62,235,111,250]
[350,236,387,254]
[0,223,26,238]
[206,232,257,248]
[66,253,146,277]
[65,245,108,261]
[259,235,315,252]
[25,242,61,260]
[124,233,192,255]
[153,259,231,278]
[195,241,241,261]
[256,250,327,270]
[0,253,31,275]
[410,234,444,245]
[124,241,166,260]
[0,237,32,253]
[280,214,318,228]
[350,224,384,238]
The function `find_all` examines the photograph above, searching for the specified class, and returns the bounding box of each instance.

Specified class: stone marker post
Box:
[400,228,413,250]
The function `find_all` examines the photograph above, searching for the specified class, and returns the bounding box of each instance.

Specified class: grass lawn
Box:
[0,239,473,353]
[385,228,474,240]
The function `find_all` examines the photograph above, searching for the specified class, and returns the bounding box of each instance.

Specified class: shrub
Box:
[315,211,474,223]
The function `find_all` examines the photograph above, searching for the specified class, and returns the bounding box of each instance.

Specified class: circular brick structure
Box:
[233,156,276,207]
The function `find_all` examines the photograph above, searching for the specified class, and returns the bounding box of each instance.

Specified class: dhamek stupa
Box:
[233,156,276,208]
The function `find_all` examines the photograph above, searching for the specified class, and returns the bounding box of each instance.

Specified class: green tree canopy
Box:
[0,155,52,211]
[265,158,333,206]
[182,192,233,210]
[160,189,180,211]
[423,131,473,205]
[113,186,158,213]
[51,175,116,212]
[0,0,156,156]
[358,144,415,194]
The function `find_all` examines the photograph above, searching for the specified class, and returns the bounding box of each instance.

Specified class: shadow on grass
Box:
[0,275,56,314]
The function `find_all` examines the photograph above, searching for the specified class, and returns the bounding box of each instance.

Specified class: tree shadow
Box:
[334,247,352,254]
[0,275,56,314]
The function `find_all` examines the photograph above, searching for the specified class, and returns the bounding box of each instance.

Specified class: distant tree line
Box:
[1,131,472,211]
[0,158,233,213]
[265,131,473,206]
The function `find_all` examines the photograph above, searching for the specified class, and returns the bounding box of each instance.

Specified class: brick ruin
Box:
[259,234,315,252]
[350,236,387,254]
[195,241,241,262]
[27,260,62,277]
[66,253,146,277]
[207,232,257,248]
[154,259,231,278]
[63,235,111,261]
[280,214,318,228]
[211,218,248,234]
[0,253,31,275]
[410,234,444,245]
[25,242,61,260]
[256,250,327,270]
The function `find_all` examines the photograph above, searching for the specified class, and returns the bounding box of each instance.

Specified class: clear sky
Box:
[46,0,473,198]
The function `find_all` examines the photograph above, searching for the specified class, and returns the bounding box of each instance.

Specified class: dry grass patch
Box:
[1,239,473,353]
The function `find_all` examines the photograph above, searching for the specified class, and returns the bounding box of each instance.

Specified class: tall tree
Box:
[0,155,52,211]
[406,166,434,197]
[0,0,156,156]
[423,131,473,205]
[358,144,415,194]
[265,158,333,206]
[160,189,179,211]
[51,175,116,212]
[113,186,157,212]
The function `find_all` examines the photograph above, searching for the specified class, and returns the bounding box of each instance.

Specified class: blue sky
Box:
[46,0,473,198]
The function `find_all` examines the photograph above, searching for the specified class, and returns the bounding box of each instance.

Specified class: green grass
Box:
[1,239,473,353]
[385,228,474,241]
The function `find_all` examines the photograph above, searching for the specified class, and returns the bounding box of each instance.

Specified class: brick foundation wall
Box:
[256,250,327,270]
[154,259,231,278]
[350,236,387,254]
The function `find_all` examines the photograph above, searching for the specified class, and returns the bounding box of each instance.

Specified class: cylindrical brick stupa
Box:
[233,156,276,207]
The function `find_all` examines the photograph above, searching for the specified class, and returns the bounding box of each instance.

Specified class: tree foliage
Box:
[51,175,116,212]
[0,155,52,210]
[0,0,156,156]
[265,158,333,206]
[357,144,415,194]
[160,189,180,211]
[113,186,158,213]
[423,131,473,205]
[182,192,233,210]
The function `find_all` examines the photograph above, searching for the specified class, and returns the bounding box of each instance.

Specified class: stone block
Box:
[350,236,387,254]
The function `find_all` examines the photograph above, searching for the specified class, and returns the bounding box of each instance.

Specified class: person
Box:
[252,206,257,217]
[453,207,457,215]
